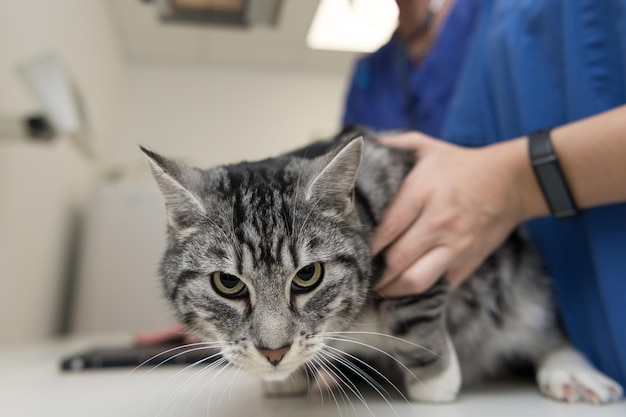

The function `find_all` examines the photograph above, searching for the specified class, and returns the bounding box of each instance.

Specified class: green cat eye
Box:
[211,272,247,298]
[292,262,324,291]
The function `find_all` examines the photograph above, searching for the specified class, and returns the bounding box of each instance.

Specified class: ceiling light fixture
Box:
[307,0,399,53]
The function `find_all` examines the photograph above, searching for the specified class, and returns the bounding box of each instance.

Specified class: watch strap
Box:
[528,129,579,219]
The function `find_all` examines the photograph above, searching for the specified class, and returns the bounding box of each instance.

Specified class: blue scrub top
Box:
[342,0,480,136]
[443,0,626,386]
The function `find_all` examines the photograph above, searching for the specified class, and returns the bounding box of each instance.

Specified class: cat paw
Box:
[406,340,461,403]
[537,346,623,404]
[262,372,308,397]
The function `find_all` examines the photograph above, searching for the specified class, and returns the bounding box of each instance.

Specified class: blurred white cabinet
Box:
[72,180,174,335]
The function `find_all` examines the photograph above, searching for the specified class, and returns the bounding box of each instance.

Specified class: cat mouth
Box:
[225,350,303,381]
[258,360,303,382]
[228,355,300,381]
[261,368,296,382]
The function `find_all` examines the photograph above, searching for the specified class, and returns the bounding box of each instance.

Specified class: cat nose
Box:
[257,345,291,366]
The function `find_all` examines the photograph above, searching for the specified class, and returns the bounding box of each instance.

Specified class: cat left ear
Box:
[306,137,363,217]
[140,146,206,230]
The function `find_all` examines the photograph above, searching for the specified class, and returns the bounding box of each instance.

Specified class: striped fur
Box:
[142,130,574,400]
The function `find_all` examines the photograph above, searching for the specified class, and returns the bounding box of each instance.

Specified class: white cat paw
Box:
[406,339,461,403]
[262,372,308,397]
[537,346,623,404]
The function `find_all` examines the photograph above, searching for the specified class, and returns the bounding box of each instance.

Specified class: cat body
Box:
[143,131,622,404]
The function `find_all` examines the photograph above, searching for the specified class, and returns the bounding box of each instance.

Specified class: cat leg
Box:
[537,345,623,404]
[402,334,461,403]
[261,370,309,397]
[382,278,461,403]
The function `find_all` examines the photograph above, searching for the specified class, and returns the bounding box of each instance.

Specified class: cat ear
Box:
[306,137,363,216]
[140,146,206,230]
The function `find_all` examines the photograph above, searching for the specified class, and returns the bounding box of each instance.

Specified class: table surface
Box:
[1,336,624,417]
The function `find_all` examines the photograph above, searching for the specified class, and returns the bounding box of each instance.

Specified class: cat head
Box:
[142,138,372,381]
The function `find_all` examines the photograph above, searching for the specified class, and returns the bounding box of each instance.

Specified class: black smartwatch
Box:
[528,129,579,219]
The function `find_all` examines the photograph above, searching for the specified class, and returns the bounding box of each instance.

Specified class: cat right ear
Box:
[306,137,363,217]
[140,146,206,230]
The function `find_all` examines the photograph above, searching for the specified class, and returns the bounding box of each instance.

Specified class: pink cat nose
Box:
[257,345,291,366]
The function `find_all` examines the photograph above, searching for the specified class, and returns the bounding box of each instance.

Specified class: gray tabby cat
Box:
[142,130,622,404]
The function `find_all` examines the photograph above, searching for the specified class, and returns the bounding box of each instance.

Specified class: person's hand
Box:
[371,132,528,297]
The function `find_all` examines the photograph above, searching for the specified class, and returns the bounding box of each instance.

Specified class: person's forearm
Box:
[494,105,626,221]
[552,105,626,210]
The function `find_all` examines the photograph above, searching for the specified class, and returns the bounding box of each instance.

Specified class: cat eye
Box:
[292,262,324,292]
[211,272,248,298]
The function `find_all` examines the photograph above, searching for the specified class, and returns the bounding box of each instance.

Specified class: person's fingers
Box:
[370,166,432,255]
[376,247,450,297]
[374,208,437,288]
[134,323,188,347]
[370,194,423,255]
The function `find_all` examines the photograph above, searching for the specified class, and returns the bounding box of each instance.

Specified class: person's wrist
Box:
[489,138,550,223]
[527,129,579,218]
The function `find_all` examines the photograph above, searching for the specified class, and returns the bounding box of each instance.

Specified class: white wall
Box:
[113,65,349,171]
[0,0,123,345]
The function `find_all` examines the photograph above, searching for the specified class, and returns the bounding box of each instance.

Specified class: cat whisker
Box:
[305,362,325,406]
[184,358,231,415]
[150,346,222,375]
[285,369,304,394]
[316,351,380,417]
[310,356,348,417]
[198,360,232,416]
[154,356,228,417]
[156,353,225,406]
[304,363,320,402]
[182,359,232,417]
[322,344,417,415]
[319,330,439,357]
[317,352,368,405]
[128,341,226,375]
[320,347,411,417]
[317,335,424,387]
[223,366,244,414]
[225,365,243,406]
[319,351,396,417]
[135,351,220,416]
[180,358,233,417]
[322,345,398,397]
[208,361,239,413]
